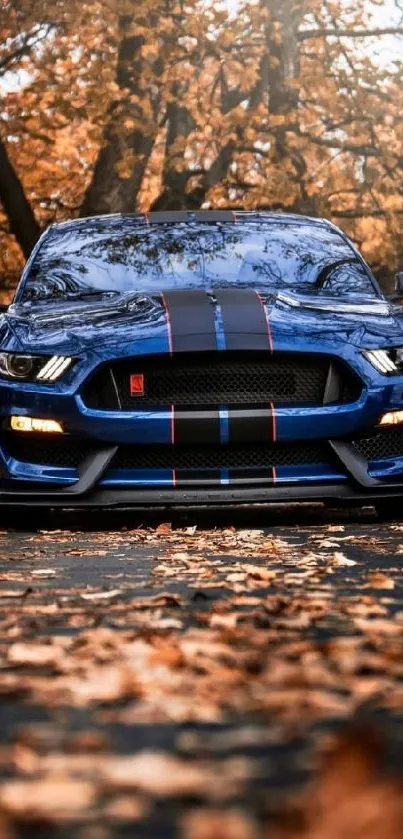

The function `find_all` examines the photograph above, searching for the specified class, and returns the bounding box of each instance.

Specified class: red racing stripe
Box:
[161,294,174,356]
[256,291,273,354]
[171,401,176,485]
[170,404,175,445]
[270,400,277,443]
[271,400,277,482]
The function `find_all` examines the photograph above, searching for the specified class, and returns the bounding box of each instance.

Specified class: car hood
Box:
[4,289,403,357]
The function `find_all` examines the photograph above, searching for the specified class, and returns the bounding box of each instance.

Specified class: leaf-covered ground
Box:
[0,505,402,838]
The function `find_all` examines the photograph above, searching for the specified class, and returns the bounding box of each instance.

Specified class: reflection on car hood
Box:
[4,288,403,357]
[275,290,390,316]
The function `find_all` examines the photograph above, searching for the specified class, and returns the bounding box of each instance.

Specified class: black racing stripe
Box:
[228,469,274,485]
[148,211,190,224]
[162,289,217,353]
[175,470,221,487]
[228,408,273,444]
[215,288,270,351]
[194,211,234,222]
[174,409,221,445]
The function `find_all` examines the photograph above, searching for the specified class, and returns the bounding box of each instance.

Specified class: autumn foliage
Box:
[1,0,403,296]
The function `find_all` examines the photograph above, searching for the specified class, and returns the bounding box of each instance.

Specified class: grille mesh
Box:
[4,435,332,471]
[83,352,360,410]
[112,442,332,470]
[353,427,403,461]
[5,435,93,468]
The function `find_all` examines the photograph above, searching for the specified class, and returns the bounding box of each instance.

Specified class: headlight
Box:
[0,353,73,382]
[362,349,403,375]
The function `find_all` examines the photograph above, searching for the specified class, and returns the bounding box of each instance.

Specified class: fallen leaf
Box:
[101,752,215,797]
[210,613,238,629]
[181,807,258,839]
[330,552,357,567]
[7,643,63,667]
[242,564,277,581]
[0,777,96,820]
[80,589,123,601]
[365,572,395,590]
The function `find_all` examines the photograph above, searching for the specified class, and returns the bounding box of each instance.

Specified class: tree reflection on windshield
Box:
[20,216,377,302]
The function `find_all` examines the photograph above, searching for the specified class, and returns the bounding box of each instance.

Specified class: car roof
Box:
[50,210,338,236]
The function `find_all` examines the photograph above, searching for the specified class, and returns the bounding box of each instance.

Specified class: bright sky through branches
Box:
[224,0,402,67]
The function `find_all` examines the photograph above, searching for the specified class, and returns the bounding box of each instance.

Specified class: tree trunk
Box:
[179,0,304,209]
[0,136,40,258]
[150,100,196,210]
[80,14,163,217]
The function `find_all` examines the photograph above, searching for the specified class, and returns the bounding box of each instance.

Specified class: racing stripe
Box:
[162,291,220,452]
[170,405,175,444]
[161,296,174,356]
[219,407,229,444]
[173,408,221,445]
[256,292,273,354]
[148,211,190,224]
[271,400,277,482]
[228,406,277,484]
[161,289,217,353]
[214,297,226,350]
[194,210,235,222]
[228,408,273,444]
[226,469,275,484]
[175,470,221,487]
[214,288,272,351]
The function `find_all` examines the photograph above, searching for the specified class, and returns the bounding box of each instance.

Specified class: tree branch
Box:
[331,208,403,218]
[298,26,403,41]
[0,136,40,257]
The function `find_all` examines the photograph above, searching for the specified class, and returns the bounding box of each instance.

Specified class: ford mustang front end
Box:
[1,210,403,514]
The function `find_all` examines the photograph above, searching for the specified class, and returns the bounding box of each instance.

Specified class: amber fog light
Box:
[379,410,403,427]
[10,416,64,433]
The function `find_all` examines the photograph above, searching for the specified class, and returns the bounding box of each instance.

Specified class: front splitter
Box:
[0,481,401,508]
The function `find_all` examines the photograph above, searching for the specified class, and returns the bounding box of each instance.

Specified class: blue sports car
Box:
[1,209,403,516]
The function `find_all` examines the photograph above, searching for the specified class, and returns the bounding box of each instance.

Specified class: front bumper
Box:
[2,346,403,507]
[1,437,403,507]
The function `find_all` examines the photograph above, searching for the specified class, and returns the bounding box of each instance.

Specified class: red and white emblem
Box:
[130,374,144,396]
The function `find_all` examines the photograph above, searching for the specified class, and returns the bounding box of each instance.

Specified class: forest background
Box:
[1,0,403,300]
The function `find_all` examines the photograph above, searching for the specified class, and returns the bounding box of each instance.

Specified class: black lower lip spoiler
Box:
[0,483,402,508]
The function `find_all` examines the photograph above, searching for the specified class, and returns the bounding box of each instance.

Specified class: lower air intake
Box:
[353,427,403,461]
[111,441,333,470]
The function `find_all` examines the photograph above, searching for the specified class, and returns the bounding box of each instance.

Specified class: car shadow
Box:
[0,502,377,533]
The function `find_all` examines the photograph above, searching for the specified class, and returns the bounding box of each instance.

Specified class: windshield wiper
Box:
[314,258,358,289]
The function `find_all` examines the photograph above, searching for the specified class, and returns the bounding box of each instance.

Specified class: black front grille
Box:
[111,441,332,471]
[82,352,361,410]
[4,435,93,468]
[353,427,403,462]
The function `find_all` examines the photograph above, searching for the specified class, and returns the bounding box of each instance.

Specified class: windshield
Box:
[18,216,377,302]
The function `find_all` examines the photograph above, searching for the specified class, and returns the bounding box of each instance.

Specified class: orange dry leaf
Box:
[365,572,395,590]
[271,726,403,839]
[0,777,96,821]
[181,808,258,839]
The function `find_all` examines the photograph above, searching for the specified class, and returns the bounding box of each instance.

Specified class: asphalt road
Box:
[0,504,402,839]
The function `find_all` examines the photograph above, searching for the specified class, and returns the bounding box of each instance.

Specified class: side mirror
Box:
[395,272,403,293]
